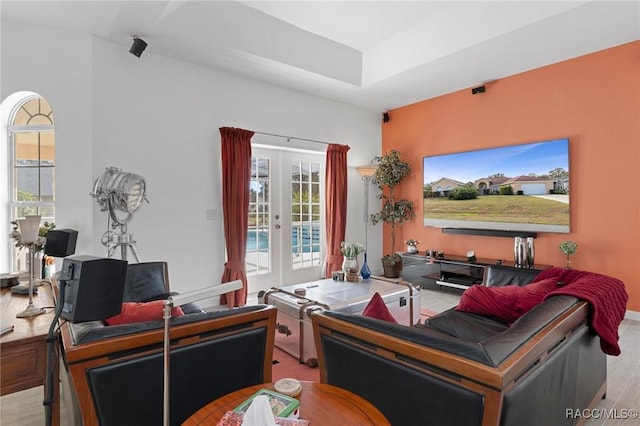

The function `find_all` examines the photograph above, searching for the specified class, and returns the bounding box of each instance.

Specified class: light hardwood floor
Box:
[2,286,638,425]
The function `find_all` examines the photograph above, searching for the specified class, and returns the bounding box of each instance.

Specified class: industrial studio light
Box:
[91,166,148,262]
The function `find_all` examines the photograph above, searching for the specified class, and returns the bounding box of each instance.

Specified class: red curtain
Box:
[324,144,350,277]
[219,127,254,307]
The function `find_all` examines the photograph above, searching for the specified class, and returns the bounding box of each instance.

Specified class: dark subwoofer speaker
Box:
[59,256,128,323]
[44,229,78,257]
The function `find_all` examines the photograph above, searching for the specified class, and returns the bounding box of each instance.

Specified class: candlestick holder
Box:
[16,242,46,318]
[16,215,45,318]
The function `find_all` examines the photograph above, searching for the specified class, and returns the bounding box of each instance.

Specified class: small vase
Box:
[360,253,371,280]
[514,237,528,268]
[566,256,572,269]
[407,245,418,254]
[526,237,535,268]
[342,257,359,282]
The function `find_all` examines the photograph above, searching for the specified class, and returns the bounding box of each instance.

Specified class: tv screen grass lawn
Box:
[423,195,569,225]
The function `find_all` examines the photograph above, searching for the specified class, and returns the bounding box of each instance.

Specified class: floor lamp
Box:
[91,166,148,263]
[16,215,45,318]
[356,165,378,278]
[162,280,243,426]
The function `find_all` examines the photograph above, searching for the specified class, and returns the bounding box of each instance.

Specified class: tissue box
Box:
[233,388,300,419]
[216,411,310,426]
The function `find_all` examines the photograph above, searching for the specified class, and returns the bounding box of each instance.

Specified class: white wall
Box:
[2,22,382,292]
[1,22,94,269]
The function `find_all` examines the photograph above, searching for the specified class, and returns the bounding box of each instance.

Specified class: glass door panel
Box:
[247,147,324,294]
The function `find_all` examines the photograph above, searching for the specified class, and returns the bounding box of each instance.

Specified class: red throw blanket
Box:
[537,267,628,356]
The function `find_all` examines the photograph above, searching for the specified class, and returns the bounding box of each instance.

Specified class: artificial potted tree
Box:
[370,150,415,278]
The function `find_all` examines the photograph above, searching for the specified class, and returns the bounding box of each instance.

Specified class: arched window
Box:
[4,94,55,272]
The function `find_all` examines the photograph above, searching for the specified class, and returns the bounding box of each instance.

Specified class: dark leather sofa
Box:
[60,262,276,426]
[311,266,607,426]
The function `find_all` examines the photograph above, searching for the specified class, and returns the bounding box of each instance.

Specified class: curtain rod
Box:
[252,131,332,146]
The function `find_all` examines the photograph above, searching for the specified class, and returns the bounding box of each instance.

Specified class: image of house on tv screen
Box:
[422,138,570,233]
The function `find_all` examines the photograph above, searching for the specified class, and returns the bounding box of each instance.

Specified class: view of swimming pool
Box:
[247,225,320,253]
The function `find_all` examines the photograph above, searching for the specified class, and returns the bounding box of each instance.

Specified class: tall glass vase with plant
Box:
[370,150,416,278]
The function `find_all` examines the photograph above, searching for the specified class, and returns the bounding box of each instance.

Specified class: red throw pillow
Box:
[362,292,398,323]
[455,278,560,323]
[105,300,185,325]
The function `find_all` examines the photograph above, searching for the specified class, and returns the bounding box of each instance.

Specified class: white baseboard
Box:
[625,310,640,322]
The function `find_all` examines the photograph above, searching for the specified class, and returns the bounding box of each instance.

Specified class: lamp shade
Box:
[356,165,378,178]
[18,215,41,244]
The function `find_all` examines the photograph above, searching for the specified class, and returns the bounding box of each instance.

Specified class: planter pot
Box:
[382,258,403,278]
[342,257,360,282]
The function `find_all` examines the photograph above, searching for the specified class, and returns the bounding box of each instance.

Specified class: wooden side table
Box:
[1,285,59,426]
[184,381,390,425]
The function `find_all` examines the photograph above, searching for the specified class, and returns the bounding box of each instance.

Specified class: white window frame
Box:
[4,94,55,273]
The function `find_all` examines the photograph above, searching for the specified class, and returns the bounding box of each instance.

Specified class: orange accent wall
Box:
[382,41,640,312]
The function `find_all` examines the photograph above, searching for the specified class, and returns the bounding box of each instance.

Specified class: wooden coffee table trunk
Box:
[261,278,419,366]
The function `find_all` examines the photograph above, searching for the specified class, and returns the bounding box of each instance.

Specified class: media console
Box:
[401,253,552,290]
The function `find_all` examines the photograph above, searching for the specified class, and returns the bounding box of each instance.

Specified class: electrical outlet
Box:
[206,209,218,221]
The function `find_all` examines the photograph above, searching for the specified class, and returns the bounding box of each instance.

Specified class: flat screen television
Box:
[423,138,570,233]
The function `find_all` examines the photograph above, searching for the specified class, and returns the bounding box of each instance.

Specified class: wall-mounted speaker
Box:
[59,256,128,323]
[383,112,390,123]
[129,37,148,57]
[44,229,78,257]
[471,85,486,95]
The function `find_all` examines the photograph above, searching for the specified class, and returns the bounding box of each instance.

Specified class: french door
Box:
[246,147,325,294]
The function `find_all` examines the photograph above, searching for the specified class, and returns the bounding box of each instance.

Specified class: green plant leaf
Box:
[370,150,415,257]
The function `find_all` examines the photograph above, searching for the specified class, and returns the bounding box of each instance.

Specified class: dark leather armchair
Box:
[120,261,203,314]
[122,261,172,302]
[60,262,276,426]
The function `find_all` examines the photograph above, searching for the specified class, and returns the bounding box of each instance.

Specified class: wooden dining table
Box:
[183,381,390,425]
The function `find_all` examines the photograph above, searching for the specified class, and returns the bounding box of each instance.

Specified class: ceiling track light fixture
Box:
[129,36,148,57]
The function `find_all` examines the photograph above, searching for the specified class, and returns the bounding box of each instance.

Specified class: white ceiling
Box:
[2,1,639,111]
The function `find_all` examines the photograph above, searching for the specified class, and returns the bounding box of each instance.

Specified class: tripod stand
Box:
[101,203,142,262]
[104,225,141,263]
